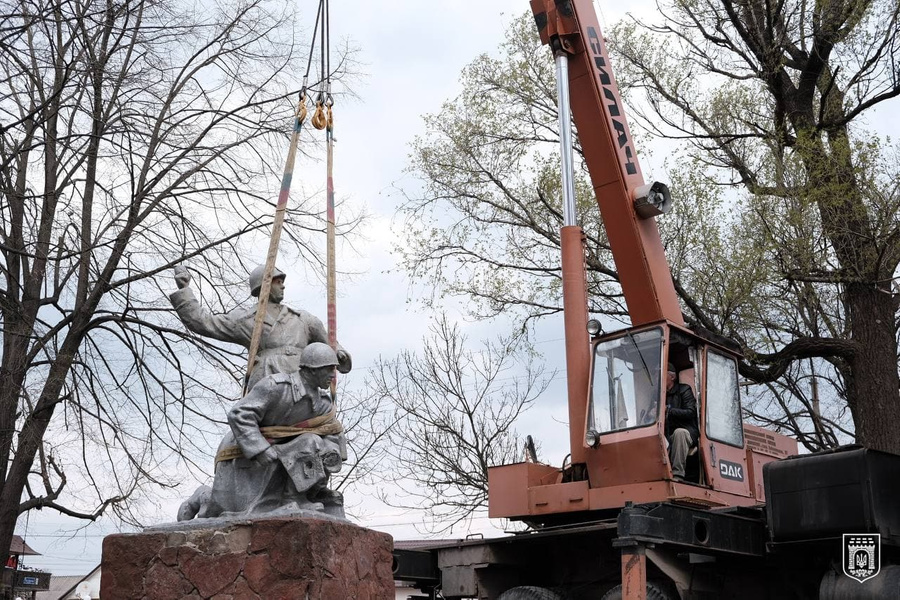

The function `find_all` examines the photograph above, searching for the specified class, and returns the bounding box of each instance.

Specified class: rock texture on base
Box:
[101,517,394,600]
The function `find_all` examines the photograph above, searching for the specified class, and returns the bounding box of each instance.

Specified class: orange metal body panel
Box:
[744,423,798,459]
[699,437,751,499]
[530,480,590,514]
[588,479,748,509]
[486,463,767,520]
[746,445,768,501]
[621,546,647,600]
[488,462,560,518]
[743,423,798,501]
[586,426,669,487]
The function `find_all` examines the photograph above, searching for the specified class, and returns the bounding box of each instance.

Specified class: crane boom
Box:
[531,0,683,327]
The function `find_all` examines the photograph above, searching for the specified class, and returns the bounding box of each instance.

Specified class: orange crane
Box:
[487,0,796,525]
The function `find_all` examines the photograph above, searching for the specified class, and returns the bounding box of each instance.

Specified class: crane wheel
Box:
[497,586,564,600]
[600,581,676,600]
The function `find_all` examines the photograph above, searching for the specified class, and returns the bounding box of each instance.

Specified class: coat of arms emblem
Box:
[843,534,881,583]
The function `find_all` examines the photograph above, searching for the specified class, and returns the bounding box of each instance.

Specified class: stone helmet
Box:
[300,342,339,369]
[249,265,285,297]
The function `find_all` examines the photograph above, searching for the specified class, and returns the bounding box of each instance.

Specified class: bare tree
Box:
[368,315,552,530]
[397,16,620,325]
[329,384,396,496]
[0,0,360,576]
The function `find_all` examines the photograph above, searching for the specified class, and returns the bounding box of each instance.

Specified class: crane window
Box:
[705,350,744,447]
[589,328,663,435]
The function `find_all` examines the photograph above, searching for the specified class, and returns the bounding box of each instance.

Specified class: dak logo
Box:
[843,534,881,583]
[718,459,744,481]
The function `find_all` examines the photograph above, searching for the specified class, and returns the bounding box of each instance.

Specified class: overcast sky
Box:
[20,0,900,578]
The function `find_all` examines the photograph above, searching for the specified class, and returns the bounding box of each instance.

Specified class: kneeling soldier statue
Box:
[178,342,346,520]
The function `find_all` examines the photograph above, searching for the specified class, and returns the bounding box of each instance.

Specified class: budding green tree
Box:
[399,4,900,453]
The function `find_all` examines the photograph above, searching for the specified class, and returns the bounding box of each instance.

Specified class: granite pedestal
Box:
[101,516,394,599]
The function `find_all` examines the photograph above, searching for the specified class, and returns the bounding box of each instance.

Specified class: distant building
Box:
[2,536,50,600]
[34,565,99,600]
[33,575,83,600]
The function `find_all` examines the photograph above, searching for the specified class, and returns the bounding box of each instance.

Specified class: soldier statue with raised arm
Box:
[170,265,351,390]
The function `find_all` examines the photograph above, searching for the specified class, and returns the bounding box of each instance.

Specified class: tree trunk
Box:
[0,325,81,575]
[845,283,900,454]
[795,119,900,454]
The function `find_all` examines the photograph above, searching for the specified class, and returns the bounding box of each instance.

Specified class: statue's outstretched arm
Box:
[169,267,252,346]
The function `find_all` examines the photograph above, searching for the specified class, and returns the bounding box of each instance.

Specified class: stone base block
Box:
[101,517,394,599]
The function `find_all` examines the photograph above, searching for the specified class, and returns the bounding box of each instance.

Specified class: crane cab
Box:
[488,321,797,524]
[586,321,761,494]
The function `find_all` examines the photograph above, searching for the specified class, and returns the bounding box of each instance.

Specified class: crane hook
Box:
[312,100,327,130]
[296,94,308,125]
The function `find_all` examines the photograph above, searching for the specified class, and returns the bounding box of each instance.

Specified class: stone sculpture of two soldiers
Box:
[171,265,351,520]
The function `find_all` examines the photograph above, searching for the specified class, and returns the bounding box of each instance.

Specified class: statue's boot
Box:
[177,485,212,521]
[310,487,345,518]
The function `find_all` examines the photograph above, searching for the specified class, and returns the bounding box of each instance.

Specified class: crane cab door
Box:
[697,346,751,497]
[666,329,751,497]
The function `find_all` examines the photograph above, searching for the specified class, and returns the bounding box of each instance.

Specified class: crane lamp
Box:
[587,319,602,336]
[633,181,672,219]
[585,428,600,448]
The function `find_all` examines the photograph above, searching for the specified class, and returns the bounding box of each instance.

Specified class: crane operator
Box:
[665,363,699,481]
